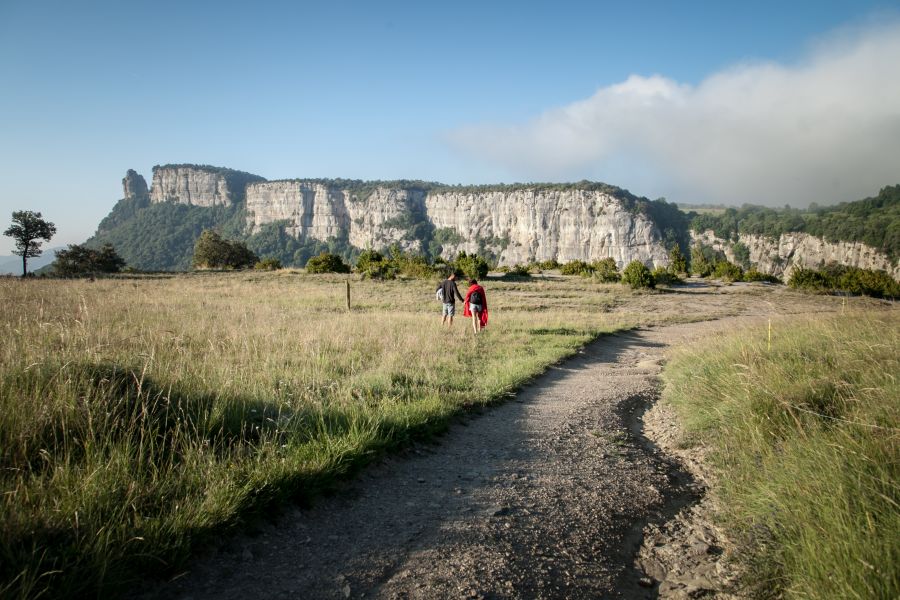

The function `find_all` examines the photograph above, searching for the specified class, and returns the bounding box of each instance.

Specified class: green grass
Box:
[0,272,636,598]
[663,313,899,599]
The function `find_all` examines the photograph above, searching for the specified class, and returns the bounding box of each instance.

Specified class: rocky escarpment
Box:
[693,230,899,280]
[245,183,670,267]
[150,165,265,207]
[424,189,665,266]
[245,182,417,248]
[122,169,149,200]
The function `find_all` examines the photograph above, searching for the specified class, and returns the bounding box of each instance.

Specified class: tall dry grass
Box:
[1,271,635,598]
[663,312,899,599]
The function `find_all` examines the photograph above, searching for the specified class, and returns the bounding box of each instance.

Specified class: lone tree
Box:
[3,211,57,276]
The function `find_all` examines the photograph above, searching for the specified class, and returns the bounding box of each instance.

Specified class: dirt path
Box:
[145,315,754,600]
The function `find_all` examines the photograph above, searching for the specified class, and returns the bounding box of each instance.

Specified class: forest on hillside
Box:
[690,185,899,260]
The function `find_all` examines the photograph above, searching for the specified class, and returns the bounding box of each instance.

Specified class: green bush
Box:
[668,246,687,274]
[507,264,531,277]
[651,266,680,286]
[537,258,560,270]
[790,264,899,298]
[591,258,620,282]
[53,243,126,276]
[713,260,744,282]
[192,230,258,270]
[743,268,780,283]
[690,243,717,277]
[731,241,750,269]
[305,252,351,274]
[453,251,489,280]
[560,260,593,276]
[254,257,282,271]
[621,260,655,289]
[355,249,396,279]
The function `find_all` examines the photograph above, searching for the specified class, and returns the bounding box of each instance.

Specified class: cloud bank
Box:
[448,22,900,206]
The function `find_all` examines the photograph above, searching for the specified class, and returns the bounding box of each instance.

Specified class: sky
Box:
[2,0,899,253]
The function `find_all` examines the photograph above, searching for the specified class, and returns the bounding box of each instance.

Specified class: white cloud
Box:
[447,22,900,206]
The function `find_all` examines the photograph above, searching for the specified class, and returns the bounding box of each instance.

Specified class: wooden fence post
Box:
[346,279,351,311]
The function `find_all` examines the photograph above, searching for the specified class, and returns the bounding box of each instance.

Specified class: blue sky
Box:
[2,0,899,252]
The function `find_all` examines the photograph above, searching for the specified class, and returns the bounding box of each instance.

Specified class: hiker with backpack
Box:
[436,272,465,327]
[463,279,489,334]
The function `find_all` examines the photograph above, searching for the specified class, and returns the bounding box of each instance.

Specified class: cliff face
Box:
[246,181,351,241]
[423,189,665,266]
[122,169,148,200]
[245,184,669,267]
[692,230,899,280]
[150,166,234,206]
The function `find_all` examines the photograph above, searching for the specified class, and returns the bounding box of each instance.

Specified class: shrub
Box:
[355,249,396,279]
[537,258,560,270]
[668,246,687,274]
[561,260,593,276]
[53,243,126,276]
[790,264,899,298]
[254,257,282,271]
[591,258,620,282]
[621,260,655,289]
[305,252,351,274]
[834,266,899,299]
[731,241,751,269]
[651,266,681,286]
[743,268,780,283]
[788,267,830,290]
[192,230,258,270]
[713,260,743,282]
[453,251,489,280]
[691,243,718,277]
[507,264,531,277]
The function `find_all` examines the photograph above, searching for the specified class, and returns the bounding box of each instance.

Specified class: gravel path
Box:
[145,318,741,600]
[139,284,865,599]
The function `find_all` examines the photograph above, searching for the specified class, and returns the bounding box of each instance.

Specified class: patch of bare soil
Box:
[141,283,860,599]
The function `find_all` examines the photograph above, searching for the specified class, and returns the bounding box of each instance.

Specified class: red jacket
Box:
[463,284,489,328]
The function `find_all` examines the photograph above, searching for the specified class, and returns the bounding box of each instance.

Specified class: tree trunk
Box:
[22,254,27,277]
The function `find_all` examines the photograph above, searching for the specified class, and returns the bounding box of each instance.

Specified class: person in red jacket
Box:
[463,279,489,334]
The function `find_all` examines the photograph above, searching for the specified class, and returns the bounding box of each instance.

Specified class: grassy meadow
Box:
[0,271,657,598]
[663,313,899,599]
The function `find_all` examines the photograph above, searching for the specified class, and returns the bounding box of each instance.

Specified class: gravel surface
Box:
[143,285,856,599]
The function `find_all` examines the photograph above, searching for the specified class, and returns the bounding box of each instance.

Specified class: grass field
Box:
[663,313,899,599]
[1,271,660,598]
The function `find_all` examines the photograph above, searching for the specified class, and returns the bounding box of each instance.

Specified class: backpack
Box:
[470,290,482,305]
[436,286,445,302]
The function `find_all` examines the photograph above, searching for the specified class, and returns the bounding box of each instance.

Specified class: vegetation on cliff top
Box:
[691,185,900,261]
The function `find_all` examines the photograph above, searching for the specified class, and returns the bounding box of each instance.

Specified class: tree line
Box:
[690,185,900,260]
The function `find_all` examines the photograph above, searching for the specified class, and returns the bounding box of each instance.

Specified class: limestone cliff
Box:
[692,230,899,280]
[423,189,665,267]
[122,169,148,200]
[149,165,265,207]
[245,183,669,267]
